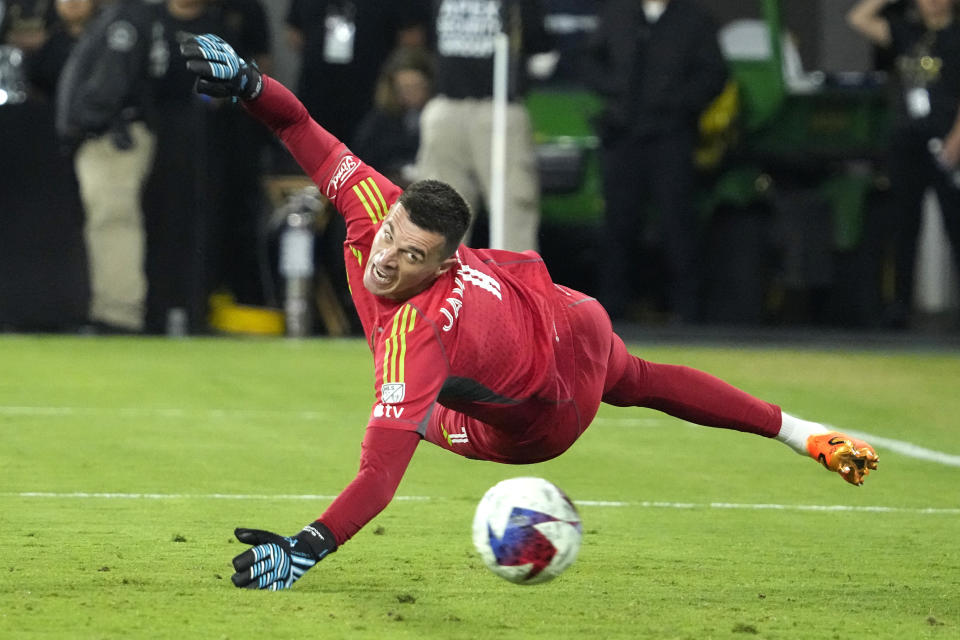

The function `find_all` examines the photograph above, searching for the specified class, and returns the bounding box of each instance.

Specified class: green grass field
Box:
[1,335,958,639]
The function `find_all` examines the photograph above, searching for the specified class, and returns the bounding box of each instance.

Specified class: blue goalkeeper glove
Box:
[230,521,337,590]
[179,33,263,100]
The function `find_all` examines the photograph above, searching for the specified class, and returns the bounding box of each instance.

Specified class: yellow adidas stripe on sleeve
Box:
[383,304,418,384]
[352,177,389,225]
[363,178,389,217]
[353,183,379,224]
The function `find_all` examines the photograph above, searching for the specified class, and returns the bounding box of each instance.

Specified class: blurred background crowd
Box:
[1,0,958,337]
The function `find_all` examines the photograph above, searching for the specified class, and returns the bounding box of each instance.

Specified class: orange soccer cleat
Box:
[806,432,879,486]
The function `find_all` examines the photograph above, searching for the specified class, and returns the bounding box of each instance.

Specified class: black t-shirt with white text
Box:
[432,0,551,100]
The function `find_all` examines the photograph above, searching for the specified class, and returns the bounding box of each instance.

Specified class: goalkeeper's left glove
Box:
[230,521,337,590]
[807,431,879,486]
[179,33,263,100]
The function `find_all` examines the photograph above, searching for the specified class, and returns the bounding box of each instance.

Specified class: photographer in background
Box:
[56,0,157,334]
[142,0,272,335]
[848,0,960,329]
[582,0,727,324]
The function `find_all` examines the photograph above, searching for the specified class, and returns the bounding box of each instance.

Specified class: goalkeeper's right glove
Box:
[179,33,263,101]
[230,521,337,590]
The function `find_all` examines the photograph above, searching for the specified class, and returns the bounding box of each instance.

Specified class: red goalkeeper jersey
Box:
[249,76,574,455]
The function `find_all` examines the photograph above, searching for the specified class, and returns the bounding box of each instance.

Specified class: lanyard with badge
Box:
[900,30,942,119]
[324,1,356,64]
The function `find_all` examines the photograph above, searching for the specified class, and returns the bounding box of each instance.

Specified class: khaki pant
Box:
[416,96,540,251]
[74,121,155,331]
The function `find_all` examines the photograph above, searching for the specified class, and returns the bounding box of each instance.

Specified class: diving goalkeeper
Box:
[179,34,879,591]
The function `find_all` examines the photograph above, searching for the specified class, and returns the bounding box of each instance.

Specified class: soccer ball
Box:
[472,476,582,585]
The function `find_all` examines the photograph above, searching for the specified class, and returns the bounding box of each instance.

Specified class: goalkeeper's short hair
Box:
[398,179,470,257]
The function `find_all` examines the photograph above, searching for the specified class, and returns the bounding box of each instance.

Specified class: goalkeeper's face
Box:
[364,203,457,301]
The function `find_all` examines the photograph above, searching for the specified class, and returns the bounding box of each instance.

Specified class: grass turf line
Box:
[0,336,957,639]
